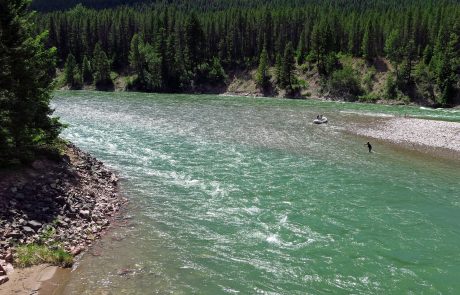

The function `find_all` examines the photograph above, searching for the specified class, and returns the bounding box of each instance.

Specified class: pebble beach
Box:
[348,117,460,157]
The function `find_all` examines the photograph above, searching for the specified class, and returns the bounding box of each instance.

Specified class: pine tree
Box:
[92,42,112,88]
[184,13,204,70]
[82,55,93,84]
[361,22,376,61]
[399,39,416,87]
[296,30,307,65]
[142,42,163,90]
[255,47,270,89]
[385,29,403,77]
[207,57,227,84]
[435,33,458,105]
[422,45,433,65]
[25,0,460,103]
[0,0,62,164]
[275,53,282,85]
[64,53,77,87]
[279,42,295,89]
[311,22,335,76]
[129,34,144,81]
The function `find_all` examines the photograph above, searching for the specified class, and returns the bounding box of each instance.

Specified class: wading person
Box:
[366,142,372,153]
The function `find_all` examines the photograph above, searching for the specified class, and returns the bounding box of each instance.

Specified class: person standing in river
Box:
[366,142,372,153]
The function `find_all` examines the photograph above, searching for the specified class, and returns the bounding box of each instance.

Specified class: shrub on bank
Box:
[15,244,73,268]
[358,93,380,103]
[326,65,363,101]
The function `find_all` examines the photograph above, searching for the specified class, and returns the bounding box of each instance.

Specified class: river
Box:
[52,91,460,294]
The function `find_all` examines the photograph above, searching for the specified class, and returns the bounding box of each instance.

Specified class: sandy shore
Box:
[347,117,460,158]
[0,264,70,295]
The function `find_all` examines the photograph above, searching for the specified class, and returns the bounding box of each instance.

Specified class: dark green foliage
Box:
[128,34,163,91]
[399,39,417,88]
[278,42,296,90]
[195,57,227,85]
[0,0,63,166]
[255,48,270,89]
[30,0,460,103]
[129,34,146,83]
[385,29,403,75]
[414,61,436,101]
[296,29,307,65]
[327,65,363,101]
[64,53,82,89]
[274,53,283,85]
[92,43,113,89]
[361,21,376,61]
[207,57,227,85]
[82,55,93,84]
[384,73,398,99]
[184,13,205,71]
[432,32,459,105]
[311,21,337,76]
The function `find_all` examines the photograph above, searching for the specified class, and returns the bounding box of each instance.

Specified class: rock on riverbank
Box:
[0,143,127,283]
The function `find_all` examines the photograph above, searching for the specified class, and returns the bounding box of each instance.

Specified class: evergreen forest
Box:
[33,0,460,105]
[1,0,63,166]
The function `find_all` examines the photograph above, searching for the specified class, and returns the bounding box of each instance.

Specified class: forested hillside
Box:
[34,0,460,105]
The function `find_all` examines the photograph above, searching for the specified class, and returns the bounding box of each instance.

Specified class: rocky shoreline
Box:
[0,143,127,285]
[347,117,460,159]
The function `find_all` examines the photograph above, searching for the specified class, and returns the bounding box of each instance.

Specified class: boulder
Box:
[70,245,84,256]
[0,275,9,285]
[5,231,21,239]
[79,210,90,218]
[5,251,13,263]
[22,226,35,234]
[28,220,42,229]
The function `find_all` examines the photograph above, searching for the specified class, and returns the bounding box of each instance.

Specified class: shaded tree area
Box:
[35,0,460,104]
[1,0,63,166]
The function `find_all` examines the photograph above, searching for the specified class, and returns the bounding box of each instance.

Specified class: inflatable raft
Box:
[313,116,328,124]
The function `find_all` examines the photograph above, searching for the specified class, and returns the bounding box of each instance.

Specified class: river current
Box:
[52,91,459,294]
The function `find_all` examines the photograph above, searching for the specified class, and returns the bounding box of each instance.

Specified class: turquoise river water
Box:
[52,91,459,294]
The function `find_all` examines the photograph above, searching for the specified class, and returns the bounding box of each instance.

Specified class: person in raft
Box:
[366,142,372,153]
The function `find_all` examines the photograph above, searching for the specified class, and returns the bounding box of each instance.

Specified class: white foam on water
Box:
[244,206,261,215]
[220,286,240,294]
[339,110,395,117]
[53,92,460,295]
[266,234,282,246]
[280,215,288,224]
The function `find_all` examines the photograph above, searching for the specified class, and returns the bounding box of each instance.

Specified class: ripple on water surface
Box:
[52,91,460,294]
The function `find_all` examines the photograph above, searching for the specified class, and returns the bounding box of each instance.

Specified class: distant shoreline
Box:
[347,116,460,160]
[59,85,460,109]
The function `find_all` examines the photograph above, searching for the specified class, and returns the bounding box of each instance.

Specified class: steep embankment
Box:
[0,143,126,285]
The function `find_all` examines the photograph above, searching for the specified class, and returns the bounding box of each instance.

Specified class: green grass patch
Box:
[15,244,73,268]
[358,93,380,102]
